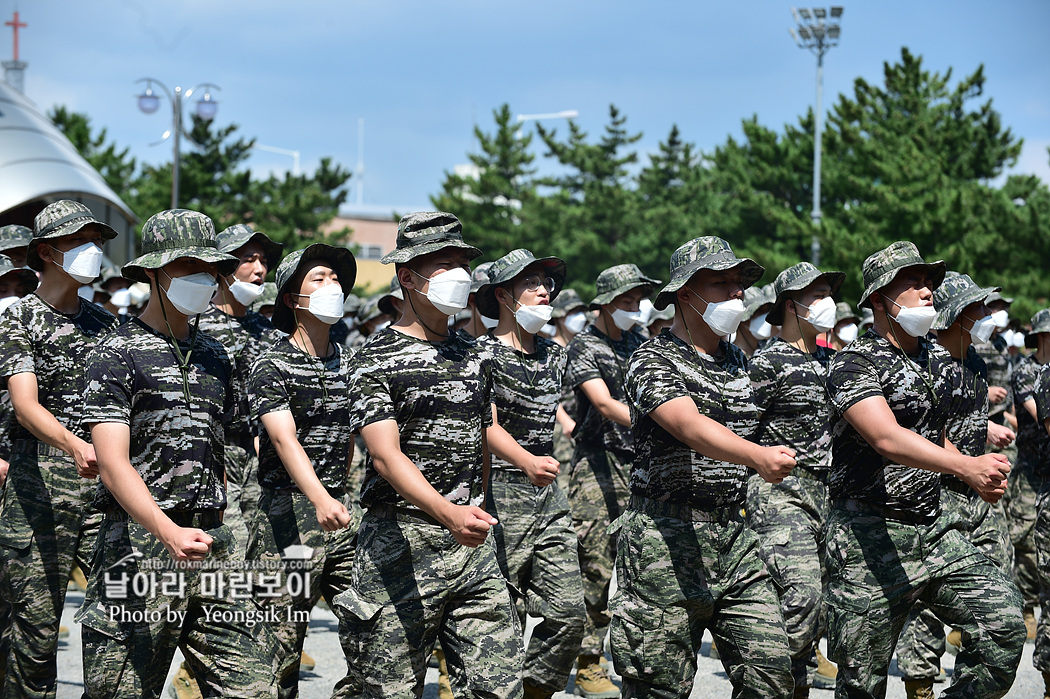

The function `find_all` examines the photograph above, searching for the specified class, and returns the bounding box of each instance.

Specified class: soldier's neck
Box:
[290,319,332,358]
[35,269,82,315]
[595,312,622,341]
[212,279,247,318]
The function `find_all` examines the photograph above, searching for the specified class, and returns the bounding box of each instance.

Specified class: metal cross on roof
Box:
[5,11,27,61]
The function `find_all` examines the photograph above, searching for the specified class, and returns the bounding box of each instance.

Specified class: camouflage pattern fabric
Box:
[27,200,117,271]
[379,211,481,265]
[76,518,279,698]
[1034,487,1050,673]
[0,224,32,252]
[626,331,757,509]
[610,505,792,699]
[347,328,493,511]
[856,241,945,310]
[82,318,233,513]
[747,338,835,689]
[0,293,115,698]
[477,333,567,472]
[333,514,523,699]
[479,332,582,691]
[246,490,360,699]
[122,209,238,283]
[249,339,353,492]
[825,508,1024,699]
[973,334,1013,421]
[826,330,960,521]
[1007,355,1048,607]
[588,263,660,308]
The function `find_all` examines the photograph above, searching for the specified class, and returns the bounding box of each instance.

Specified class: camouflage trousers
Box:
[0,444,101,699]
[610,496,793,699]
[246,488,362,699]
[223,442,261,556]
[333,508,524,699]
[1031,486,1050,672]
[75,515,279,698]
[486,472,585,693]
[746,472,829,690]
[825,505,1024,699]
[897,485,1013,681]
[568,446,630,656]
[1004,453,1042,608]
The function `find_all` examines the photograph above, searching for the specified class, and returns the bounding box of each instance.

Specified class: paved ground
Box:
[56,587,1041,698]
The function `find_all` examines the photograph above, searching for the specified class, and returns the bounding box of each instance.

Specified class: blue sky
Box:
[8,0,1050,215]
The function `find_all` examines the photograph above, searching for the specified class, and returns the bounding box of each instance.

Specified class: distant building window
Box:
[359,244,383,260]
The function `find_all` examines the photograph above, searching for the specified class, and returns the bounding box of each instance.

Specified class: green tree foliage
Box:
[48,106,138,197]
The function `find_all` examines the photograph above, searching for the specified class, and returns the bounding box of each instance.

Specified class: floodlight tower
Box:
[790,6,843,266]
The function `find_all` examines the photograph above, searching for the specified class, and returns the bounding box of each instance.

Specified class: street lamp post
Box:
[789,6,842,266]
[135,78,221,209]
[515,110,579,138]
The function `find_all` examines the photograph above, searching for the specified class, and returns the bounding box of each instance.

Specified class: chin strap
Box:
[156,278,198,405]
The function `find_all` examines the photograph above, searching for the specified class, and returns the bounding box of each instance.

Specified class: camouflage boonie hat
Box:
[835,302,859,325]
[0,253,39,293]
[985,290,1013,306]
[766,262,845,325]
[122,209,238,283]
[743,284,775,321]
[343,292,361,315]
[860,307,875,328]
[591,264,661,309]
[475,249,567,319]
[357,293,386,325]
[859,241,945,309]
[29,200,119,271]
[249,281,279,312]
[271,243,357,334]
[551,288,585,319]
[0,224,32,253]
[932,271,1000,331]
[654,237,762,311]
[380,211,481,264]
[1029,309,1050,336]
[217,224,284,272]
[649,304,675,323]
[378,276,405,317]
[470,261,494,294]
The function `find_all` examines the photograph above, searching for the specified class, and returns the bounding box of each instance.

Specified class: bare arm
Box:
[485,405,559,487]
[360,419,497,547]
[8,372,97,478]
[578,378,631,427]
[987,421,1015,448]
[259,410,351,531]
[842,395,1009,502]
[89,422,212,561]
[555,404,576,437]
[1023,397,1038,422]
[650,395,796,484]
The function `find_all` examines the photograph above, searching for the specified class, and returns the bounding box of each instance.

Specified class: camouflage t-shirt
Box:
[0,294,117,442]
[249,339,353,492]
[348,328,493,511]
[82,318,233,513]
[564,325,646,458]
[944,347,990,459]
[749,338,834,473]
[1031,363,1050,480]
[827,330,958,520]
[973,334,1012,421]
[198,305,280,446]
[477,333,567,471]
[1013,355,1049,468]
[626,330,758,509]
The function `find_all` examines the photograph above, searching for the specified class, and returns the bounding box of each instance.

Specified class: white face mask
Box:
[990,309,1009,331]
[296,283,344,325]
[564,311,587,335]
[480,314,499,330]
[77,285,94,302]
[964,313,996,344]
[836,322,859,344]
[748,314,773,340]
[689,294,747,337]
[638,298,655,327]
[413,267,472,316]
[342,316,356,330]
[887,298,938,338]
[0,296,17,315]
[373,319,391,333]
[51,242,103,284]
[610,307,644,331]
[796,297,837,332]
[539,323,556,337]
[129,284,150,306]
[162,270,218,315]
[228,278,265,305]
[1011,332,1026,349]
[509,301,554,335]
[109,288,132,308]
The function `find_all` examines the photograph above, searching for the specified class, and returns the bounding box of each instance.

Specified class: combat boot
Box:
[574,655,620,698]
[299,650,315,672]
[945,628,962,655]
[1026,606,1038,642]
[523,682,555,699]
[904,679,934,699]
[812,648,837,690]
[436,648,453,699]
[169,662,203,699]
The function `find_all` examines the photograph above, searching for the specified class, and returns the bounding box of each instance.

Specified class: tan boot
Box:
[70,566,88,592]
[812,648,837,690]
[523,682,555,699]
[299,649,315,672]
[574,655,620,699]
[58,625,70,639]
[904,679,934,699]
[708,638,720,660]
[169,662,203,699]
[945,629,962,655]
[1026,606,1038,642]
[436,649,453,699]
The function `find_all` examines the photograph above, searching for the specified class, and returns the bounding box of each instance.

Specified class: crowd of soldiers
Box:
[0,200,1047,699]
